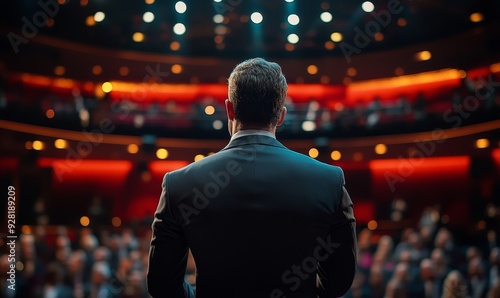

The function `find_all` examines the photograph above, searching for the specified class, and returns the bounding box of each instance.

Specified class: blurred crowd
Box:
[346,203,500,298]
[1,72,499,138]
[0,226,153,298]
[1,201,499,298]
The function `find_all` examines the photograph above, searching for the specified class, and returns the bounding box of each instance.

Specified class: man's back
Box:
[149,134,356,298]
[148,58,356,298]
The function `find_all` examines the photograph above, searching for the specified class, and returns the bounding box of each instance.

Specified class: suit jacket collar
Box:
[221,134,287,151]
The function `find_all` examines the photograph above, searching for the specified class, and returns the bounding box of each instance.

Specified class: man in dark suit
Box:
[148,58,357,298]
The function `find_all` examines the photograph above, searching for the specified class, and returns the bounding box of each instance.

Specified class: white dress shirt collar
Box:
[230,130,276,141]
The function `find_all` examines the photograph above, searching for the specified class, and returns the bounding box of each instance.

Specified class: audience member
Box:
[2,202,500,297]
[442,270,467,298]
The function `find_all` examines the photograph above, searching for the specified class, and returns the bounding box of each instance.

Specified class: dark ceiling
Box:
[2,0,499,60]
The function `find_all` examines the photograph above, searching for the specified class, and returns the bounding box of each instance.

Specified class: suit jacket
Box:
[148,133,357,298]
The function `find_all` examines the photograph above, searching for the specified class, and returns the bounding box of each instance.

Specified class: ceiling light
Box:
[361,1,374,13]
[143,12,155,23]
[173,23,186,35]
[287,14,299,25]
[250,12,263,24]
[175,1,187,14]
[320,12,332,23]
[94,11,105,22]
[287,33,299,44]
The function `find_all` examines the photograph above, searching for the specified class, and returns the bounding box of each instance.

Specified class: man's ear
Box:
[276,106,287,127]
[225,99,235,121]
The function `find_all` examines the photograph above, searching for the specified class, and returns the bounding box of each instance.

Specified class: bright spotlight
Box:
[94,11,105,22]
[143,12,155,23]
[330,32,343,42]
[320,12,332,23]
[302,120,315,131]
[213,14,224,23]
[173,23,186,35]
[175,1,187,14]
[362,1,375,12]
[213,120,223,130]
[287,14,300,25]
[287,33,299,44]
[250,12,263,24]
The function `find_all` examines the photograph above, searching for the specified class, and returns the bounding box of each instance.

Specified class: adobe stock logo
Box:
[7,0,63,54]
[340,0,407,63]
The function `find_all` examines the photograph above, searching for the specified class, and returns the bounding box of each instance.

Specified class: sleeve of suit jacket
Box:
[317,169,357,297]
[147,173,195,298]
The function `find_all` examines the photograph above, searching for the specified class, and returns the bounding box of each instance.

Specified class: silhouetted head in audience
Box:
[394,262,409,281]
[468,256,486,279]
[431,248,448,277]
[400,227,415,243]
[91,262,111,286]
[357,228,373,252]
[68,250,87,275]
[420,258,435,281]
[442,270,467,298]
[93,246,110,262]
[489,278,500,298]
[80,234,98,252]
[19,233,36,260]
[109,234,122,252]
[226,58,288,135]
[45,262,64,286]
[434,227,453,250]
[377,235,393,253]
[369,262,386,289]
[466,246,482,262]
[489,247,499,266]
[385,263,409,298]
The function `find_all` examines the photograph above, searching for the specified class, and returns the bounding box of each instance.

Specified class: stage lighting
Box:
[213,14,224,23]
[362,1,375,13]
[330,150,341,161]
[171,64,182,74]
[470,12,484,23]
[127,144,139,154]
[156,148,169,159]
[133,32,145,42]
[308,148,319,159]
[287,14,299,25]
[287,33,299,44]
[32,140,45,151]
[415,50,432,61]
[94,11,105,22]
[173,23,186,35]
[101,82,113,93]
[330,32,342,42]
[374,144,387,155]
[143,12,155,23]
[302,121,315,131]
[213,120,223,130]
[175,1,187,14]
[204,105,215,115]
[307,65,318,75]
[320,12,332,23]
[250,12,263,24]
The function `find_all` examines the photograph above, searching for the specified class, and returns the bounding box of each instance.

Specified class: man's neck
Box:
[230,122,277,137]
[230,129,276,140]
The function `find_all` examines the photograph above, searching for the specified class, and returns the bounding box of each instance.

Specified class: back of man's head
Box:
[228,58,287,127]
